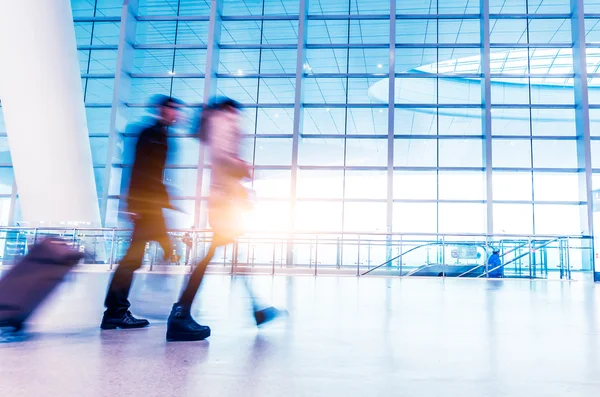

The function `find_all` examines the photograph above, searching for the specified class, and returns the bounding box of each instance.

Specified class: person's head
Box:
[197,97,242,143]
[493,249,500,255]
[151,95,184,126]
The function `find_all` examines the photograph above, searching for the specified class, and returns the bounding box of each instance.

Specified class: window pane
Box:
[345,139,387,166]
[344,170,387,199]
[347,108,387,135]
[250,138,292,166]
[90,137,108,165]
[393,171,437,200]
[299,138,344,166]
[438,109,482,136]
[534,204,582,235]
[255,108,294,135]
[438,139,483,167]
[394,77,437,104]
[439,203,486,234]
[304,78,347,104]
[303,108,346,135]
[492,108,530,136]
[0,168,14,195]
[252,170,291,199]
[164,168,198,197]
[219,49,260,74]
[344,202,387,232]
[533,172,580,202]
[532,140,577,168]
[217,78,258,103]
[297,170,344,199]
[258,78,296,104]
[85,78,115,103]
[438,171,485,201]
[493,171,532,201]
[295,201,343,232]
[394,139,437,167]
[392,202,437,233]
[493,204,533,234]
[492,140,531,168]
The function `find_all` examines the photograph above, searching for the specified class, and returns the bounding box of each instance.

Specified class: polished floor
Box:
[1,273,600,397]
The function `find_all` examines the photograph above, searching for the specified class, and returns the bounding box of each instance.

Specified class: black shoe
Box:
[166,304,211,342]
[254,306,286,327]
[101,311,149,330]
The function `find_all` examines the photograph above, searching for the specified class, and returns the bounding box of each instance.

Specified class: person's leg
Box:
[102,217,150,329]
[166,238,220,341]
[177,242,217,307]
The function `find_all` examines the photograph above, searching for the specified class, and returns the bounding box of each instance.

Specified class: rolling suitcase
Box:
[0,237,83,332]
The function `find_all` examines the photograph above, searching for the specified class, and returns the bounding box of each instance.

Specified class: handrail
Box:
[361,242,439,276]
[0,227,591,240]
[455,240,534,278]
[474,237,562,279]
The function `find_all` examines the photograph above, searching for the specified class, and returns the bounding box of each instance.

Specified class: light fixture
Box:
[377,64,383,69]
[237,69,244,75]
[379,109,383,113]
[325,108,330,112]
[274,113,279,118]
[168,70,175,75]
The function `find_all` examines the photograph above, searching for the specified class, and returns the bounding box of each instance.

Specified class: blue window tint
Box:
[395,109,437,136]
[219,49,260,74]
[136,21,177,45]
[71,0,96,17]
[310,0,389,15]
[439,20,481,44]
[347,108,387,135]
[397,0,479,14]
[298,137,345,166]
[93,167,105,198]
[254,138,294,165]
[349,20,390,44]
[260,49,298,74]
[262,20,299,44]
[255,108,295,135]
[304,78,347,104]
[221,21,263,44]
[396,20,437,44]
[167,138,201,166]
[217,78,259,103]
[305,49,348,74]
[394,139,437,167]
[176,21,210,45]
[528,0,570,14]
[303,108,346,135]
[92,22,121,46]
[307,20,350,44]
[0,138,12,164]
[438,78,482,104]
[348,48,389,73]
[138,0,179,16]
[348,77,386,103]
[96,0,124,16]
[490,19,527,44]
[258,78,296,104]
[531,109,576,136]
[345,138,387,166]
[129,78,172,103]
[532,139,577,168]
[179,0,211,15]
[85,78,115,103]
[174,50,207,74]
[438,138,483,167]
[491,108,531,136]
[133,49,175,74]
[74,22,93,46]
[492,139,532,168]
[395,48,437,72]
[164,168,198,197]
[171,78,205,103]
[88,50,118,74]
[528,19,571,44]
[86,107,112,134]
[79,50,90,74]
[0,168,14,195]
[490,0,526,13]
[393,77,437,104]
[90,137,108,165]
[439,108,482,136]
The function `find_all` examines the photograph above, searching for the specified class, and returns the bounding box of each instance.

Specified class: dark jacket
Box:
[127,120,171,214]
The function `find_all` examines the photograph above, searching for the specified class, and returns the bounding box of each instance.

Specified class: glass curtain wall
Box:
[0,0,595,255]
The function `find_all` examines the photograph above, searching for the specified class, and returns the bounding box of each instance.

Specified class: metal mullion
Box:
[387,0,396,256]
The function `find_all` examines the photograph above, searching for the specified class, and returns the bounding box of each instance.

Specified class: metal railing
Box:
[0,227,592,280]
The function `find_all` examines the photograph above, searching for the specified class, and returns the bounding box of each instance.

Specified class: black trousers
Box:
[104,212,171,317]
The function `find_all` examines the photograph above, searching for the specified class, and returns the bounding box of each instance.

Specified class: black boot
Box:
[166,304,211,342]
[101,311,149,330]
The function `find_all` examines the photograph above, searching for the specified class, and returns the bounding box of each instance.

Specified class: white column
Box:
[0,0,101,227]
